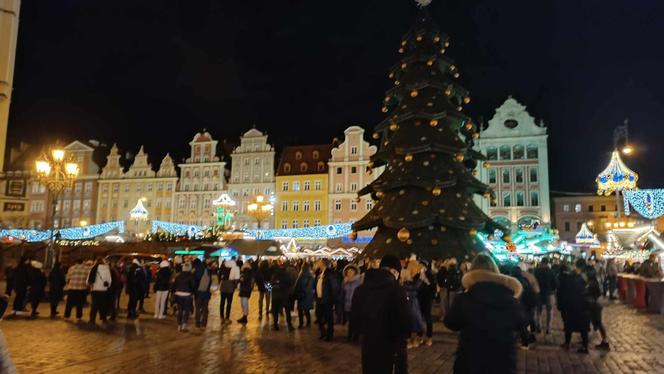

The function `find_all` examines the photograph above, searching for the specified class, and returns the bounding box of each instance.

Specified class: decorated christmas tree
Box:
[352,3,503,260]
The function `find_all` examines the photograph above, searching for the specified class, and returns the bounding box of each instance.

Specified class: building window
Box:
[295,152,302,160]
[123,199,128,208]
[303,201,310,212]
[335,200,342,211]
[577,221,582,231]
[351,201,357,211]
[351,146,358,155]
[530,192,539,206]
[282,182,289,191]
[317,162,325,172]
[575,203,581,213]
[179,198,186,209]
[313,151,319,160]
[304,181,311,191]
[244,158,250,166]
[502,169,510,184]
[490,198,497,207]
[284,163,291,173]
[516,191,524,206]
[336,167,342,174]
[314,219,321,226]
[30,201,44,213]
[366,199,373,210]
[529,168,538,183]
[63,201,71,212]
[255,157,260,165]
[563,204,570,212]
[499,145,511,160]
[513,145,524,160]
[351,183,358,192]
[314,200,321,211]
[527,144,538,159]
[315,181,322,191]
[293,201,299,212]
[601,205,606,212]
[502,192,511,207]
[564,222,570,232]
[292,220,299,228]
[588,205,594,212]
[303,219,310,228]
[281,201,288,212]
[351,166,357,174]
[515,168,524,183]
[281,220,288,229]
[83,200,91,212]
[336,183,342,192]
[486,147,497,161]
[73,199,81,211]
[74,183,82,193]
[488,169,497,184]
[293,181,301,191]
[300,163,308,172]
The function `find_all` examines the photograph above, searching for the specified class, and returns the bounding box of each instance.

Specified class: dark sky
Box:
[8,0,664,192]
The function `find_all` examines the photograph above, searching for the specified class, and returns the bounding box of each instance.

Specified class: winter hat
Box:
[380,255,402,273]
[182,262,192,272]
[132,258,141,266]
[159,260,169,268]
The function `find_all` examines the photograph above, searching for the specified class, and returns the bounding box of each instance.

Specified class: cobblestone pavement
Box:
[1,292,664,374]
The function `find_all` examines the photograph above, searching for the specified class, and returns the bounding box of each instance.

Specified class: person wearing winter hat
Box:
[153,260,171,319]
[351,255,410,374]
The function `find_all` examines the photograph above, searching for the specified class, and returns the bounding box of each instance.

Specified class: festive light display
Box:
[130,199,148,221]
[212,193,236,207]
[479,226,562,261]
[244,223,353,240]
[623,189,664,219]
[596,151,638,196]
[0,221,125,242]
[575,223,600,245]
[150,220,206,237]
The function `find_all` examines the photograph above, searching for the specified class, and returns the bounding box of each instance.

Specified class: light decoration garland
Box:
[575,223,600,246]
[0,221,125,242]
[130,199,149,221]
[623,189,664,219]
[244,223,353,240]
[151,220,206,237]
[477,226,563,261]
[596,151,638,196]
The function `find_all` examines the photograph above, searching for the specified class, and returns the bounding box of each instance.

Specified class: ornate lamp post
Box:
[34,146,79,268]
[246,194,273,238]
[596,119,638,217]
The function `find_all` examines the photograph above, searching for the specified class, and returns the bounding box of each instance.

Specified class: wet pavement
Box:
[2,292,664,373]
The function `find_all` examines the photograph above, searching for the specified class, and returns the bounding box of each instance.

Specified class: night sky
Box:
[8,0,664,192]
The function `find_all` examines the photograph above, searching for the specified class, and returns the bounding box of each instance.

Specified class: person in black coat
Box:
[315,259,341,341]
[558,259,591,353]
[11,256,31,314]
[28,263,47,318]
[534,257,558,334]
[126,259,146,319]
[351,255,410,374]
[271,263,294,331]
[255,260,272,321]
[48,262,66,318]
[444,254,525,374]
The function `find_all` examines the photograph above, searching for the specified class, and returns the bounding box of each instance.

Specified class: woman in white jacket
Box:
[88,257,112,325]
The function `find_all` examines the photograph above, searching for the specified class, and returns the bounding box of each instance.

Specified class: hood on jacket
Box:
[160,260,169,268]
[343,264,360,277]
[462,270,523,299]
[360,268,396,290]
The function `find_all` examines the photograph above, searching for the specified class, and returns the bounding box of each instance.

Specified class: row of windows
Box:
[283,162,325,173]
[32,181,94,195]
[490,191,539,208]
[281,219,321,229]
[230,188,272,198]
[335,166,362,174]
[562,203,617,213]
[281,200,322,212]
[334,182,358,192]
[51,199,93,213]
[282,180,322,192]
[485,144,539,161]
[487,167,538,184]
[102,182,174,193]
[101,200,172,209]
[182,168,220,179]
[232,173,272,183]
[334,199,372,211]
[181,183,220,192]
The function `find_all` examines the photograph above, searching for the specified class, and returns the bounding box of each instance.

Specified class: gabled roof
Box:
[276,145,333,176]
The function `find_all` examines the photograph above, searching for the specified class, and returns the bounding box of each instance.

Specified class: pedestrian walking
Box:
[48,261,66,318]
[11,256,31,316]
[558,259,591,354]
[511,265,538,349]
[315,259,340,341]
[193,259,211,328]
[237,261,254,324]
[586,265,610,350]
[255,260,272,321]
[352,255,410,374]
[295,263,315,329]
[126,259,146,319]
[436,259,449,321]
[444,254,525,374]
[218,258,240,324]
[402,261,425,349]
[4,264,14,297]
[417,260,436,346]
[443,259,463,318]
[64,258,90,321]
[173,262,196,332]
[108,263,122,321]
[28,261,46,318]
[271,262,294,331]
[606,258,618,299]
[153,260,171,319]
[534,257,558,334]
[87,257,112,325]
[342,264,362,341]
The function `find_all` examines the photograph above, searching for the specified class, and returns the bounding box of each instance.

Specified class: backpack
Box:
[198,269,211,292]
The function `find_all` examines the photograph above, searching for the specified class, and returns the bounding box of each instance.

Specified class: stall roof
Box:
[225,239,282,256]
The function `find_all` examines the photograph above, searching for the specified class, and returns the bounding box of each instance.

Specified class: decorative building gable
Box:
[100,144,123,179]
[127,146,155,178]
[483,97,546,139]
[157,153,177,178]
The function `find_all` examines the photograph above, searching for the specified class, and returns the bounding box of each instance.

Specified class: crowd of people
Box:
[1,251,654,374]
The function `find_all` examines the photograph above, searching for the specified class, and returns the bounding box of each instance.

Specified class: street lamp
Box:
[246,193,273,232]
[34,146,79,269]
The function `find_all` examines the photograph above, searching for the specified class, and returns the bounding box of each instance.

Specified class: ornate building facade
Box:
[474,97,551,230]
[173,131,226,226]
[227,128,275,229]
[95,145,177,234]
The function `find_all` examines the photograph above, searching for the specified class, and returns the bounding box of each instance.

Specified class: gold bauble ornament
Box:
[404,153,413,162]
[401,40,407,46]
[416,35,423,42]
[454,72,460,78]
[434,36,441,42]
[455,153,465,162]
[472,132,479,139]
[440,48,446,54]
[463,97,471,104]
[381,107,388,113]
[401,63,408,69]
[483,191,491,198]
[410,90,418,97]
[445,88,452,96]
[483,162,491,169]
[469,228,478,236]
[350,231,358,241]
[389,123,398,131]
[397,227,411,242]
[395,80,400,86]
[450,65,456,71]
[426,59,434,66]
[457,106,463,112]
[376,191,384,198]
[465,122,473,130]
[372,132,380,140]
[398,48,404,54]
[388,72,394,79]
[444,41,450,47]
[432,186,442,196]
[429,119,439,127]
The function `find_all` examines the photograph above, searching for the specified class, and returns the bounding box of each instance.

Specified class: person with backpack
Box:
[237,261,254,324]
[534,257,558,334]
[417,260,436,346]
[87,257,112,325]
[154,260,171,320]
[192,259,211,328]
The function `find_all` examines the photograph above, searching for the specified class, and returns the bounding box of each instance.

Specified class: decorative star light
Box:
[212,193,236,207]
[575,223,599,246]
[129,199,149,221]
[596,151,638,196]
[623,189,664,219]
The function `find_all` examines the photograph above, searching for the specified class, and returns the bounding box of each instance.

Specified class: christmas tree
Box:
[352,4,503,260]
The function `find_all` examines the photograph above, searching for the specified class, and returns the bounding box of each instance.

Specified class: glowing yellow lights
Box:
[434,36,441,42]
[397,227,411,242]
[410,90,418,97]
[483,162,491,169]
[449,65,456,71]
[463,97,471,104]
[372,132,380,140]
[416,35,423,42]
[432,186,442,196]
[427,59,434,66]
[389,123,399,131]
[51,149,65,161]
[469,228,477,236]
[596,151,638,196]
[404,153,413,162]
[35,160,51,176]
[65,163,79,177]
[429,119,439,127]
[401,63,408,69]
[381,107,388,113]
[622,145,634,155]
